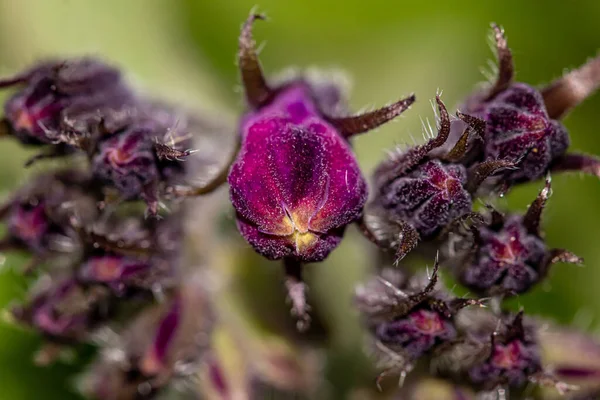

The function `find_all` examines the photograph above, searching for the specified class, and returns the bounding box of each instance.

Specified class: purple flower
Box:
[78,254,152,295]
[0,170,100,270]
[228,13,414,328]
[75,211,181,295]
[11,278,111,341]
[432,310,572,394]
[450,177,582,297]
[0,58,134,146]
[92,126,160,209]
[230,84,364,263]
[375,306,457,360]
[461,24,600,188]
[368,96,513,261]
[229,14,414,264]
[355,257,482,387]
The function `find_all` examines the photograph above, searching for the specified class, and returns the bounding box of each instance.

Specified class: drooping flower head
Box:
[228,13,414,328]
[461,24,600,188]
[229,13,414,263]
[366,96,514,262]
[449,177,582,297]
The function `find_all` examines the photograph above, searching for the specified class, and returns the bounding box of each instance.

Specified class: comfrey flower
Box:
[89,102,206,216]
[355,257,483,388]
[461,25,600,189]
[0,169,100,271]
[228,13,414,328]
[76,214,181,296]
[0,58,135,163]
[448,177,582,297]
[10,277,112,344]
[364,96,513,262]
[432,309,574,397]
[0,58,228,216]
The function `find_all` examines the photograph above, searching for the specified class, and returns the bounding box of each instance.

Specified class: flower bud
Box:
[368,96,513,261]
[461,24,600,187]
[76,214,181,295]
[433,310,571,395]
[449,177,582,297]
[10,277,112,341]
[0,169,100,270]
[355,257,482,388]
[0,58,134,146]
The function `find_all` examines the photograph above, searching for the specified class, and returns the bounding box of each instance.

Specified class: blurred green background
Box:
[0,0,599,398]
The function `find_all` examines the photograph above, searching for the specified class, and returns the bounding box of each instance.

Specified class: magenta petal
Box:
[305,120,367,233]
[229,118,290,235]
[151,297,181,365]
[267,124,328,231]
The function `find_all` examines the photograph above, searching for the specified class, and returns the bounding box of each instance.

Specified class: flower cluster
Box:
[0,58,231,216]
[355,24,600,399]
[0,56,228,398]
[1,12,600,400]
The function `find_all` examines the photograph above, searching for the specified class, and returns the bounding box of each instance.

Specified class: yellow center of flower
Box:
[281,211,318,253]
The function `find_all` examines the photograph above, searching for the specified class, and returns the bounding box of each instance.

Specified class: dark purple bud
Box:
[11,277,111,341]
[0,169,100,268]
[467,312,542,389]
[6,199,49,251]
[75,212,181,295]
[92,126,159,206]
[462,25,600,186]
[374,306,457,360]
[431,310,572,394]
[229,13,413,264]
[369,97,510,261]
[0,58,134,146]
[89,106,201,215]
[356,257,483,387]
[451,178,583,296]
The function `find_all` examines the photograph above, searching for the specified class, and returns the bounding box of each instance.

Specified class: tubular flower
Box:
[228,13,414,328]
[461,24,600,189]
[229,13,414,263]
